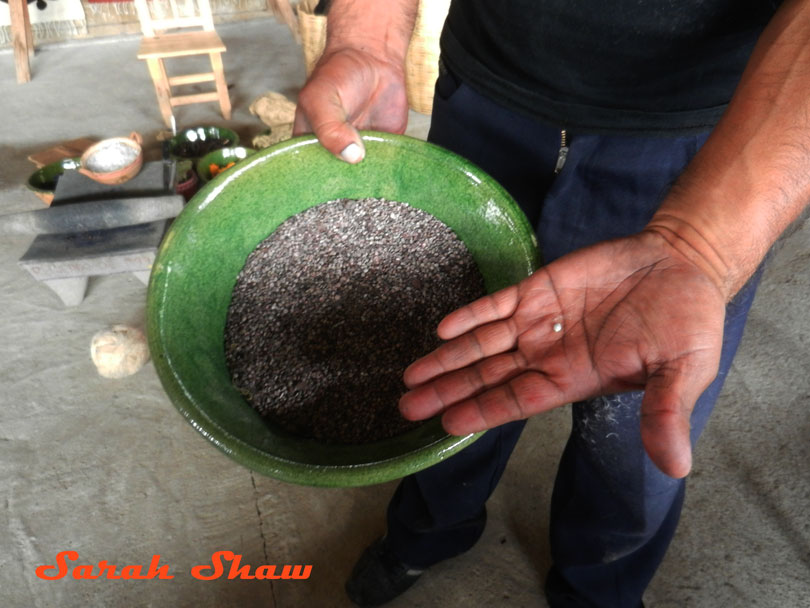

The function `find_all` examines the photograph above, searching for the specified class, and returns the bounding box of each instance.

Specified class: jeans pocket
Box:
[434,57,463,103]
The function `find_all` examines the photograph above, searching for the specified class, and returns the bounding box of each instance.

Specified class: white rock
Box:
[90,325,150,379]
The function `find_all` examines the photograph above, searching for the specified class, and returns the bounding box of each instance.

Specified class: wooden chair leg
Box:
[9,0,32,83]
[145,57,175,127]
[209,52,232,120]
[23,0,34,61]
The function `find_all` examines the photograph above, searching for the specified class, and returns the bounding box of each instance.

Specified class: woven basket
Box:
[296,0,450,114]
[406,0,451,115]
[297,2,327,77]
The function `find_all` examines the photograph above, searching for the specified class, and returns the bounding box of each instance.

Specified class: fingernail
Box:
[340,142,364,164]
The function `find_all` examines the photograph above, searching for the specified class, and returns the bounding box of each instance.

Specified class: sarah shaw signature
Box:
[35,550,312,581]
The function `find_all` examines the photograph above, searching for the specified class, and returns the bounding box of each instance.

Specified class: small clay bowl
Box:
[168,126,240,160]
[27,157,81,205]
[195,147,257,183]
[79,132,144,185]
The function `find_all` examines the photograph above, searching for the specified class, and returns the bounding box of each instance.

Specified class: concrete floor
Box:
[1,17,809,608]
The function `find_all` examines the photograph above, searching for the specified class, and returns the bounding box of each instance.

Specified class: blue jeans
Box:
[383,67,762,607]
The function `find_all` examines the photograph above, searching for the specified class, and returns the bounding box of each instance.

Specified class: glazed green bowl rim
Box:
[147,131,540,487]
[168,125,241,159]
[195,146,257,183]
[27,157,81,193]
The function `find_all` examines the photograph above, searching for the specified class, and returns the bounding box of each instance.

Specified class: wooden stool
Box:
[8,0,34,83]
[134,0,231,127]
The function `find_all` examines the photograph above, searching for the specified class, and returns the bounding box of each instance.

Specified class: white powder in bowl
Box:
[85,141,139,173]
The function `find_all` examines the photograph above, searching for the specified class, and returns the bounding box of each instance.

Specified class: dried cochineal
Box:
[224,198,486,443]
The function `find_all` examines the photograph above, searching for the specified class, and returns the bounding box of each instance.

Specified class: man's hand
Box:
[292,0,418,163]
[294,48,410,162]
[399,230,729,479]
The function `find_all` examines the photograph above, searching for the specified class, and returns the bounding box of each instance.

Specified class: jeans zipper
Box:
[554,129,569,174]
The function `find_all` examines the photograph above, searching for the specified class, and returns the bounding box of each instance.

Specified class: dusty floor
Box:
[1,16,809,608]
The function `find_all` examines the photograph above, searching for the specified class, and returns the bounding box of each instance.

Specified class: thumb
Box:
[294,85,366,164]
[311,119,366,164]
[639,364,706,479]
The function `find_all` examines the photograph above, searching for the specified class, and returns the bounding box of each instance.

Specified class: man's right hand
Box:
[292,0,419,163]
[293,48,409,163]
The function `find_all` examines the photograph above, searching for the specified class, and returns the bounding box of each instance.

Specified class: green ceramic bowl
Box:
[27,157,81,203]
[147,132,540,487]
[195,146,257,183]
[168,125,240,160]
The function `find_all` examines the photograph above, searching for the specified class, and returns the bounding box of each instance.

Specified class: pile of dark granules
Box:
[224,197,487,444]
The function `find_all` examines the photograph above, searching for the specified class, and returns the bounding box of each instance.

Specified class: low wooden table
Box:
[8,0,34,83]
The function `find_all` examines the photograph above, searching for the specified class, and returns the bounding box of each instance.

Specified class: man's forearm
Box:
[647,0,810,300]
[323,0,419,64]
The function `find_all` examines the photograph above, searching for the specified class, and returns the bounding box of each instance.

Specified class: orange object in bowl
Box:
[209,161,236,177]
[79,132,144,185]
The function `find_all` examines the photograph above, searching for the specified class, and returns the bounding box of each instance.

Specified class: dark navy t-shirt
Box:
[440,0,781,133]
